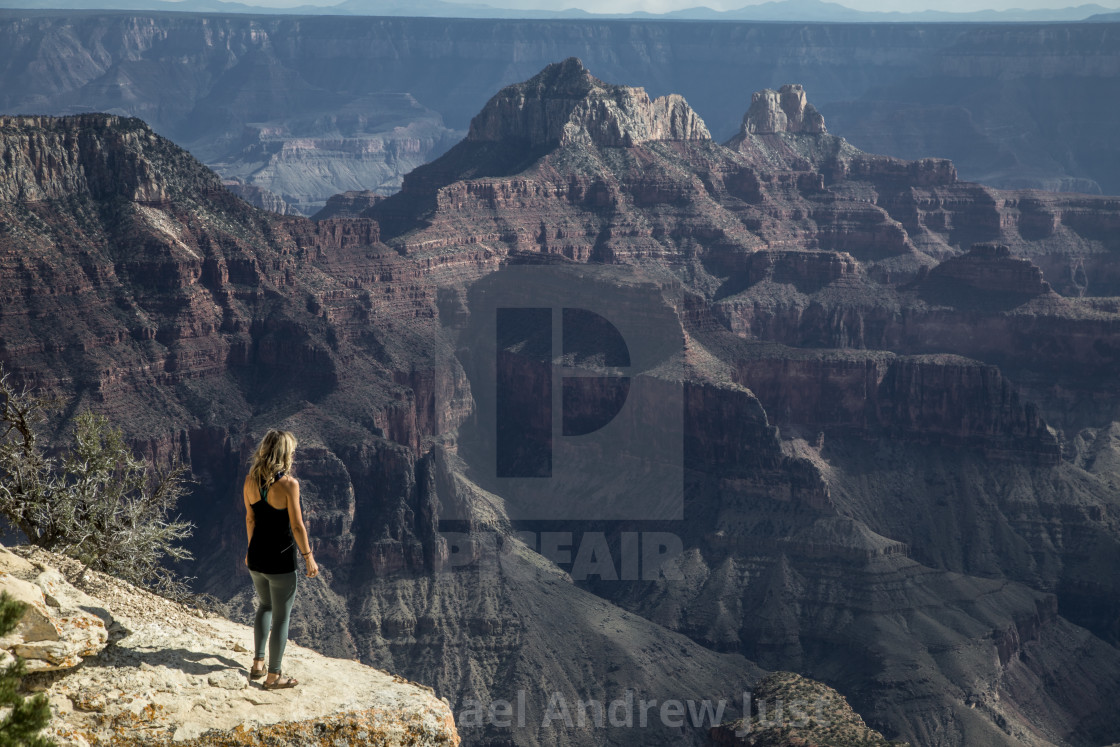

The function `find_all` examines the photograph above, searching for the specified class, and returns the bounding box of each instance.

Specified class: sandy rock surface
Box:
[1,544,459,746]
[0,552,109,672]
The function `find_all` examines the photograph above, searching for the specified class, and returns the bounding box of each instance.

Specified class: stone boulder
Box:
[0,551,108,672]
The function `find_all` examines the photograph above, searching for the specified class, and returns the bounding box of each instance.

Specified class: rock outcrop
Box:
[314,190,386,220]
[0,114,215,203]
[0,561,108,672]
[466,57,710,148]
[221,180,295,215]
[923,242,1053,297]
[730,349,1059,462]
[1,543,460,746]
[743,84,827,135]
[725,87,958,190]
[710,672,906,746]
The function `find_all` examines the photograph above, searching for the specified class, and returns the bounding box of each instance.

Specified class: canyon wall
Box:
[2,60,1120,746]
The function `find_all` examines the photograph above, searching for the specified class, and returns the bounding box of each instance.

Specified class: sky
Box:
[760,0,1118,8]
[756,0,1115,8]
[245,0,1120,11]
[459,0,1120,10]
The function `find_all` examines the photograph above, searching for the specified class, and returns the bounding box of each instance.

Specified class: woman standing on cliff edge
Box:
[243,429,319,690]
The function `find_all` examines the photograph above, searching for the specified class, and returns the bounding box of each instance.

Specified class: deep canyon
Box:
[0,19,1119,747]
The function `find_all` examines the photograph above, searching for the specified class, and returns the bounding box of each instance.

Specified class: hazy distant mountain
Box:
[3,11,1118,202]
[667,0,1115,20]
[0,0,598,16]
[663,0,1118,22]
[0,0,1116,21]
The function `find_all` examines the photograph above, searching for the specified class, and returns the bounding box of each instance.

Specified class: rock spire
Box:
[742,83,827,135]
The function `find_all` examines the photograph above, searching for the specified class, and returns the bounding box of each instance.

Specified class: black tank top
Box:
[247,471,298,574]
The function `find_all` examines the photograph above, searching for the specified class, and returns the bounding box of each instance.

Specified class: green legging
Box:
[249,569,298,674]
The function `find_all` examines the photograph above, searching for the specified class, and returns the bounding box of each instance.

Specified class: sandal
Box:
[249,660,267,679]
[263,673,299,690]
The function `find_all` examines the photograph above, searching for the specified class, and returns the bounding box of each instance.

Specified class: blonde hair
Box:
[248,429,297,491]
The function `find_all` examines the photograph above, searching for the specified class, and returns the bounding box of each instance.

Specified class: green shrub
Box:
[0,365,194,600]
[0,592,53,747]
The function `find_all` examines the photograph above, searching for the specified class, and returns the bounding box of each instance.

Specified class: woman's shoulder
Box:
[274,474,299,489]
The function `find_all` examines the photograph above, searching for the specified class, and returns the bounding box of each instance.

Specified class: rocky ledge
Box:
[710,672,908,747]
[0,544,460,747]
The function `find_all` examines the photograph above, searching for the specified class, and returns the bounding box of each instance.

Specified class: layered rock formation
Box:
[315,190,386,220]
[355,61,1120,746]
[209,99,464,214]
[2,61,1120,747]
[221,180,295,215]
[0,108,763,747]
[467,57,710,148]
[743,84,826,135]
[0,543,460,746]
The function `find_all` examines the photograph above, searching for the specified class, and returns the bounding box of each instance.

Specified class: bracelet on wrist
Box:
[301,550,312,557]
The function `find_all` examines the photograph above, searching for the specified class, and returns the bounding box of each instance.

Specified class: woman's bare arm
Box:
[284,479,319,577]
[243,477,256,566]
